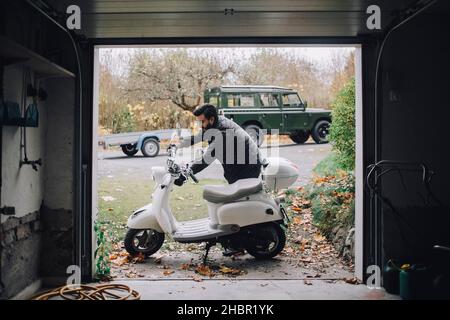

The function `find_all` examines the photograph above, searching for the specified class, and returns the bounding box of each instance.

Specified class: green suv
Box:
[204,85,332,145]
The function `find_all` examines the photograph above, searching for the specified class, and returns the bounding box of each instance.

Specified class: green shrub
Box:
[328,78,355,171]
[111,108,135,133]
[94,221,112,280]
[307,171,355,236]
[313,153,343,177]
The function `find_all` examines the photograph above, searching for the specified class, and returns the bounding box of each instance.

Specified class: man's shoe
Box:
[222,248,245,257]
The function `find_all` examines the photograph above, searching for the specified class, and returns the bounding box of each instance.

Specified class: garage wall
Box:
[0,66,47,299]
[1,66,47,221]
[1,0,77,299]
[379,10,450,262]
[39,77,75,284]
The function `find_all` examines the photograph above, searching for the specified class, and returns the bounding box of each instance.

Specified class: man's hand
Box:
[174,174,187,186]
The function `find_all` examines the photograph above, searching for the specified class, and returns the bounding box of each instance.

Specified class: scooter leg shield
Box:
[127,204,164,233]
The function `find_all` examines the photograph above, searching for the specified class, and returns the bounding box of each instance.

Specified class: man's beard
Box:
[204,120,215,130]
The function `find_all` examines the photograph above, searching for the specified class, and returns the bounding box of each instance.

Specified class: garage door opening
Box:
[92,45,363,283]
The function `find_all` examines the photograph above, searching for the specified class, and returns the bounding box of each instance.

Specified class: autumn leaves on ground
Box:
[100,183,355,284]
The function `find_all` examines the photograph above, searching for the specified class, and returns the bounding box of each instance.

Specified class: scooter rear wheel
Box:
[245,223,286,259]
[124,228,165,256]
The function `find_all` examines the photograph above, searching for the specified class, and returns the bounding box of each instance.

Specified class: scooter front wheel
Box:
[245,223,286,260]
[124,228,165,256]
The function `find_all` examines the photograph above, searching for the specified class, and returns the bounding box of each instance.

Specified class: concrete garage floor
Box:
[110,249,353,280]
[98,279,400,300]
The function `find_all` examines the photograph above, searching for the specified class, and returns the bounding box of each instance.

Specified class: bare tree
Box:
[328,51,355,100]
[236,49,330,108]
[125,49,236,111]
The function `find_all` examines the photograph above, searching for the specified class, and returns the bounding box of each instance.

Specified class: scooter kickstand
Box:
[202,242,214,265]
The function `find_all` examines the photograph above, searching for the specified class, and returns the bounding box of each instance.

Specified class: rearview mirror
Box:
[303,101,308,109]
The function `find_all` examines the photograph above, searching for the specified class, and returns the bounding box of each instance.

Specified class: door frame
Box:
[80,39,365,282]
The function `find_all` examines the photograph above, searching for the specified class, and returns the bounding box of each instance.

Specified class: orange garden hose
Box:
[32,284,140,300]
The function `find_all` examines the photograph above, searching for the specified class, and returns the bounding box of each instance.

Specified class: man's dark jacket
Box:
[179,116,262,184]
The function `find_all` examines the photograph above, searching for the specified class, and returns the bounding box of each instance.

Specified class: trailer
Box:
[99,129,191,157]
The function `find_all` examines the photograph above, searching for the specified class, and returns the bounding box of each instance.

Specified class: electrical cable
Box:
[32,283,140,300]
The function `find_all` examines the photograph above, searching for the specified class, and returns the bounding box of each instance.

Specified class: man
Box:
[175,103,263,186]
[175,104,263,256]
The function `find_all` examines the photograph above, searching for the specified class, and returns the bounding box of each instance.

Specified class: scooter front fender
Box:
[126,204,164,233]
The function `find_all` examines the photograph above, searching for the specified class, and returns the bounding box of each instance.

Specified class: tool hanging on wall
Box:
[19,68,42,171]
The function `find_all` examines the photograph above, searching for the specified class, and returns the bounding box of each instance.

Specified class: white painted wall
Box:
[1,65,47,223]
[1,66,75,224]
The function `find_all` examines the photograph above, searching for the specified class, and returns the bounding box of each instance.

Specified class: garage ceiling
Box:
[44,0,431,39]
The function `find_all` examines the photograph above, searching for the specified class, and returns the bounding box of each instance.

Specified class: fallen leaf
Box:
[284,247,294,254]
[195,264,214,277]
[292,216,302,224]
[291,207,302,213]
[118,250,129,257]
[191,275,203,282]
[130,252,146,264]
[304,280,313,285]
[181,263,193,270]
[163,270,175,276]
[219,266,243,275]
[114,257,128,266]
[109,254,118,261]
[299,257,312,263]
[313,234,326,242]
[293,236,303,244]
[344,277,360,285]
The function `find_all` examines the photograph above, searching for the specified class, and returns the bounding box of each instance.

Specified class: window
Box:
[226,94,239,107]
[240,94,255,107]
[207,95,219,107]
[225,94,254,107]
[282,93,302,107]
[259,93,280,107]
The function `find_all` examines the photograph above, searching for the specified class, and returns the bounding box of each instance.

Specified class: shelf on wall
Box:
[0,35,75,79]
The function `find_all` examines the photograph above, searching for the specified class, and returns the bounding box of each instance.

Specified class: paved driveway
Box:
[98,141,332,186]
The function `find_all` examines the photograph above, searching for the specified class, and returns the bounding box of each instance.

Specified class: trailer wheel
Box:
[121,144,138,156]
[141,138,160,157]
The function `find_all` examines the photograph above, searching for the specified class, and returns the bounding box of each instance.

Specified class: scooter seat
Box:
[203,178,263,203]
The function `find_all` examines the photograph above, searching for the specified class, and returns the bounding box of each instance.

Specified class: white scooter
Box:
[124,144,299,262]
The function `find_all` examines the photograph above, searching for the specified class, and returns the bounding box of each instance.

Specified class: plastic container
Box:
[400,264,432,300]
[262,157,299,191]
[2,101,21,126]
[383,260,401,295]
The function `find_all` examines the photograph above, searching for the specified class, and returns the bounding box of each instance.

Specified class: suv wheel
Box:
[289,130,310,144]
[244,124,264,147]
[311,120,331,144]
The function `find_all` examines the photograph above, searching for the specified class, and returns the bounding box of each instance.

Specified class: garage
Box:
[1,0,449,300]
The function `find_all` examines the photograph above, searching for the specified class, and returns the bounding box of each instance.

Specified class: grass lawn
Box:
[97,174,225,241]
